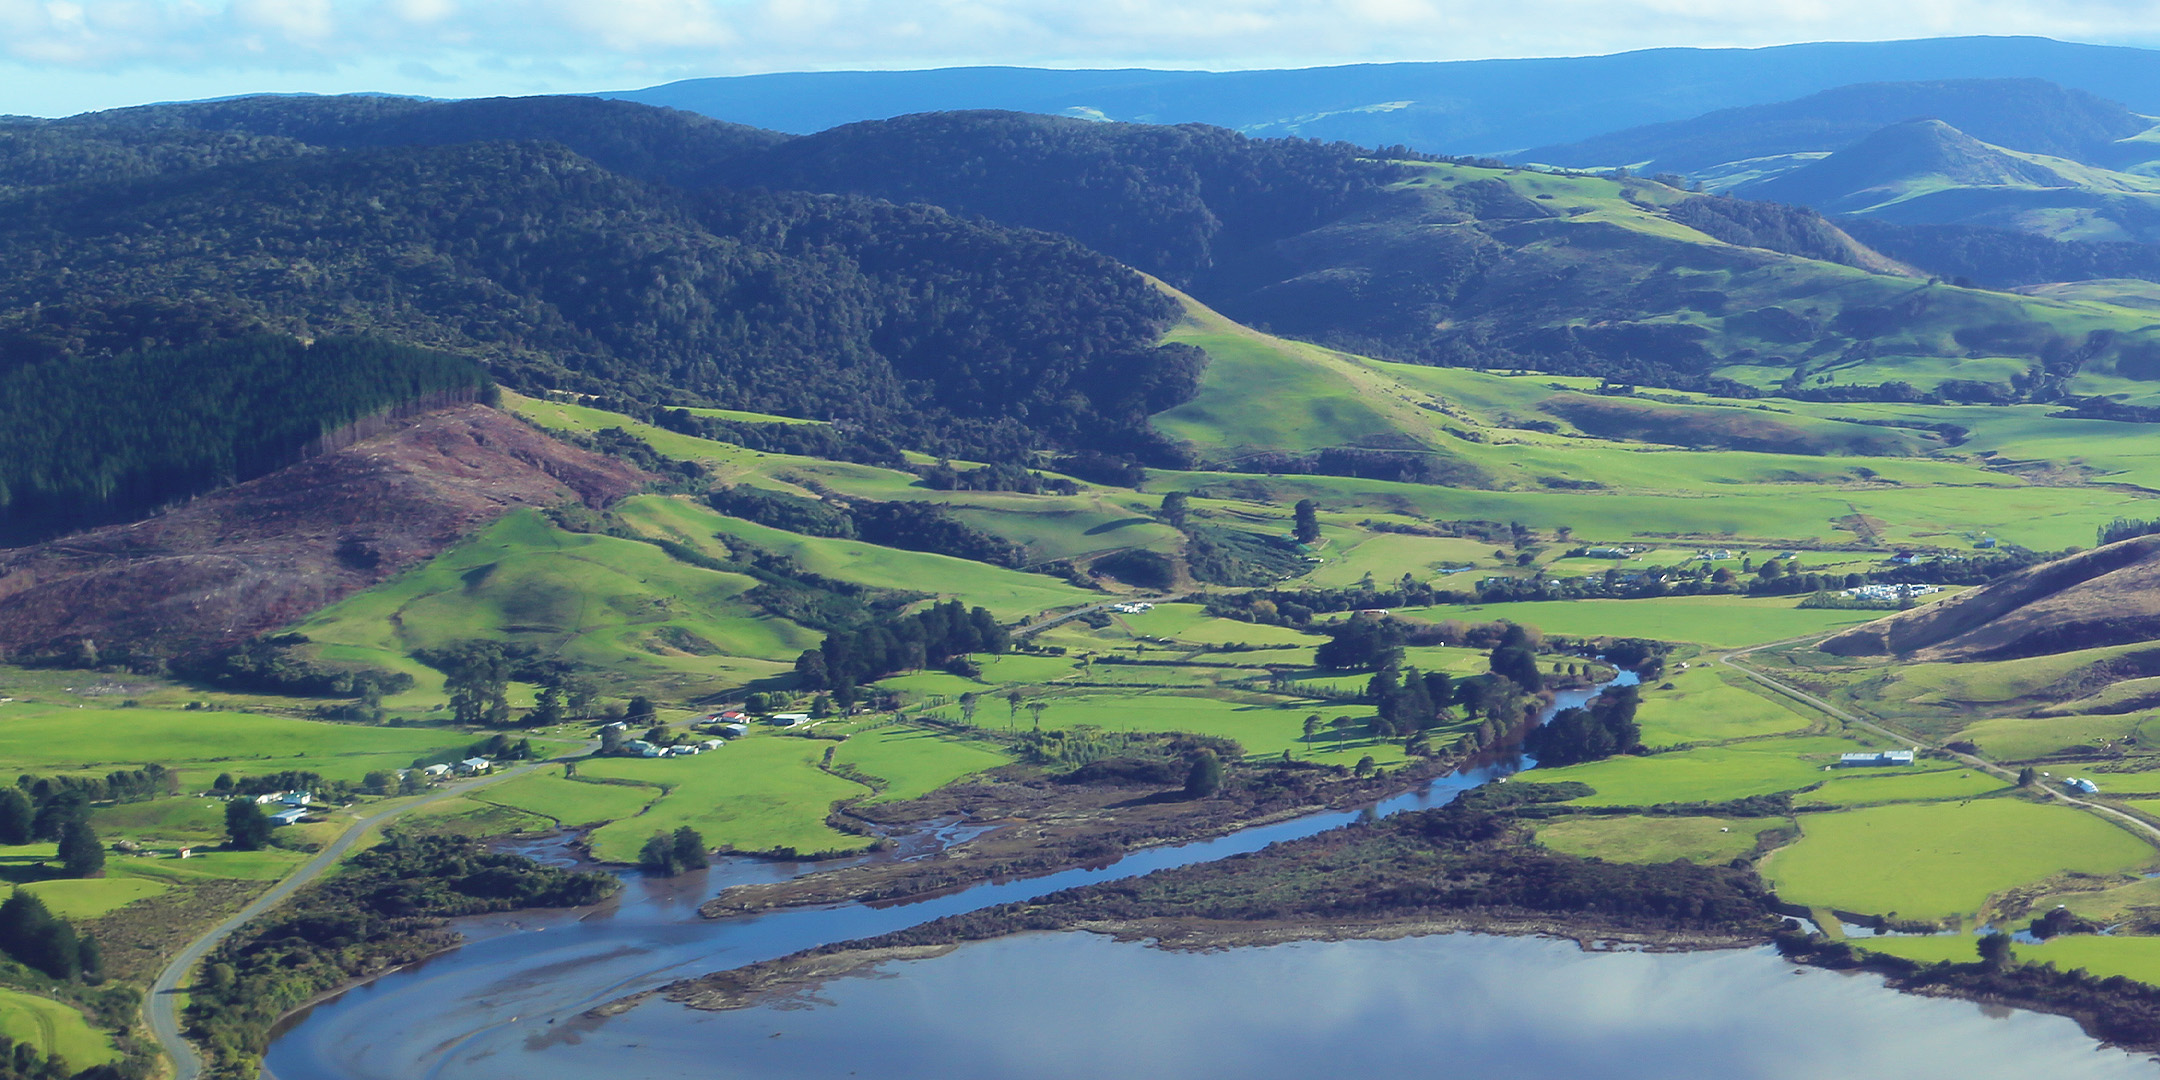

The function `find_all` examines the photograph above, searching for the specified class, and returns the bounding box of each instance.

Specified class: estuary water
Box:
[262,674,2160,1079]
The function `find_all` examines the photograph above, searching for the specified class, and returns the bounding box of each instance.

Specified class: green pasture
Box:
[1533,814,1774,865]
[0,988,118,1067]
[832,723,1011,803]
[693,507,1097,620]
[1795,768,2009,808]
[16,877,168,920]
[1101,604,1321,648]
[1389,597,1878,649]
[0,701,464,783]
[471,769,663,827]
[1635,665,1817,745]
[1960,714,2159,762]
[1760,799,2154,921]
[111,849,304,883]
[1521,736,1870,806]
[939,689,1415,766]
[297,509,815,697]
[582,736,871,859]
[90,796,228,843]
[1305,532,1505,589]
[2036,676,2160,718]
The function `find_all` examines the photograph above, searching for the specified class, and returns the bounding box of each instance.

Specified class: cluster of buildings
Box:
[1108,602,1155,614]
[246,789,315,826]
[621,738,725,758]
[1842,583,1942,602]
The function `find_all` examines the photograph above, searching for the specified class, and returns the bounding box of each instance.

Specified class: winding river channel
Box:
[264,675,2160,1079]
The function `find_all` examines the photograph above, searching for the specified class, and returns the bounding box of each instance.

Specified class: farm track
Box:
[145,751,587,1080]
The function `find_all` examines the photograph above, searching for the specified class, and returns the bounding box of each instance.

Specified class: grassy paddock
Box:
[1796,768,2009,808]
[582,737,871,860]
[0,987,118,1066]
[1635,665,1818,745]
[1521,736,1869,806]
[471,769,662,827]
[832,724,1012,803]
[1533,814,1774,865]
[1761,799,2155,921]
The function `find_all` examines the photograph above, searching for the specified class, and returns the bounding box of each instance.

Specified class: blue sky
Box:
[4,0,2159,117]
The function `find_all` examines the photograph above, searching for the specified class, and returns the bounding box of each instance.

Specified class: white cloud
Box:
[3,0,2160,115]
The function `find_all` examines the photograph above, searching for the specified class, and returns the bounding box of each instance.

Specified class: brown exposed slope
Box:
[1819,535,2160,660]
[0,405,644,661]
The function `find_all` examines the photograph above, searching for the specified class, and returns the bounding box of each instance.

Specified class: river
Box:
[263,674,2160,1079]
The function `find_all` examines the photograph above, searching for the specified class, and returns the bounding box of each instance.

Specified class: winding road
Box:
[145,755,575,1080]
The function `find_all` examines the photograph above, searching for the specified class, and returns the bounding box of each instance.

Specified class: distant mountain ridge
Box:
[1517,78,2156,174]
[603,37,2160,156]
[1744,119,2074,213]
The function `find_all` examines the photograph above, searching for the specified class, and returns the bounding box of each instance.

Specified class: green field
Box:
[1635,665,1818,745]
[0,700,466,785]
[297,509,818,698]
[1533,814,1773,865]
[1521,736,1868,806]
[471,769,663,827]
[1796,768,2010,808]
[582,736,872,859]
[0,987,118,1067]
[942,689,1416,766]
[16,876,169,919]
[1960,714,2160,762]
[1761,799,2155,921]
[832,724,1011,803]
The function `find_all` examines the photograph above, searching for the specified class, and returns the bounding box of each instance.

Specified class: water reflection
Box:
[447,933,2160,1080]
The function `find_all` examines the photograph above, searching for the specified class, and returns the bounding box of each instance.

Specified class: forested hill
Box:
[0,336,491,545]
[701,110,1408,289]
[0,129,1198,464]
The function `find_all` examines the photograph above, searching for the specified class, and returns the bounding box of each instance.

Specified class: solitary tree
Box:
[1978,933,2014,971]
[0,788,31,846]
[1330,715,1354,752]
[1303,714,1322,755]
[1026,699,1049,732]
[958,692,980,725]
[1293,499,1321,545]
[57,820,103,878]
[1354,755,1377,778]
[1006,690,1025,728]
[1160,491,1191,530]
[1185,751,1224,798]
[224,799,272,851]
[671,826,710,872]
[527,685,565,727]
